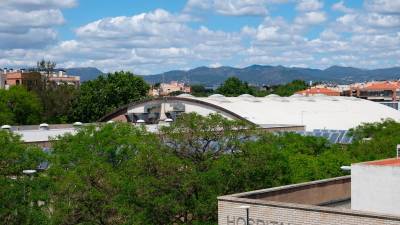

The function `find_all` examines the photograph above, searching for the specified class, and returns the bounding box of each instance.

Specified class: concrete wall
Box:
[219,176,400,225]
[352,163,400,216]
[243,177,350,206]
[218,198,400,225]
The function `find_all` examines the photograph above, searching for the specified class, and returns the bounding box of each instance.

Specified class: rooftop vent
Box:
[208,94,231,103]
[238,94,261,102]
[177,93,194,98]
[39,123,49,130]
[209,94,225,98]
[136,119,145,124]
[73,122,83,127]
[238,94,254,98]
[1,125,11,130]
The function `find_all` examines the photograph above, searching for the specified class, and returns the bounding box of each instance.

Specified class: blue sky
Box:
[0,0,399,74]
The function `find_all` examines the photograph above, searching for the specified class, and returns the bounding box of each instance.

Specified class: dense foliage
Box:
[191,78,308,97]
[267,80,308,96]
[216,77,254,96]
[0,86,43,125]
[3,114,397,224]
[33,84,77,124]
[0,130,49,224]
[70,71,150,122]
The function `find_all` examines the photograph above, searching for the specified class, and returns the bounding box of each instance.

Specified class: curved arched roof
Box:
[100,95,400,131]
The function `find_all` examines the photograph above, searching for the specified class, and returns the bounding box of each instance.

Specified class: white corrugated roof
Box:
[188,95,400,131]
[16,128,77,143]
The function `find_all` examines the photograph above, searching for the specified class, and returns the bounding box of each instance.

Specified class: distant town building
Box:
[349,81,400,101]
[4,70,42,90]
[218,157,400,225]
[0,68,80,89]
[296,87,341,96]
[0,69,5,89]
[45,69,80,87]
[149,81,191,96]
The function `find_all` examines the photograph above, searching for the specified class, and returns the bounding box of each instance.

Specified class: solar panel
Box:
[329,133,340,143]
[290,129,353,144]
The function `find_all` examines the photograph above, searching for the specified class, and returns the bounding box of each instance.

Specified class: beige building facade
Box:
[218,175,400,225]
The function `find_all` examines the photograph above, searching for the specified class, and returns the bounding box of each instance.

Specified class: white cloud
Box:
[0,0,77,10]
[185,0,269,16]
[2,1,400,74]
[295,11,326,25]
[0,0,74,49]
[332,1,354,13]
[364,0,400,14]
[296,0,323,11]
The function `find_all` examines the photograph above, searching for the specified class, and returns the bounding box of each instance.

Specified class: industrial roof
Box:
[15,128,77,143]
[178,94,400,131]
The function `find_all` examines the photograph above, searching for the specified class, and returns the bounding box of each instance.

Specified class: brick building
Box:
[218,158,400,225]
[5,71,42,90]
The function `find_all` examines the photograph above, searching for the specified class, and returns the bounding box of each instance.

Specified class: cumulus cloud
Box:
[332,1,354,13]
[2,0,400,74]
[0,0,74,49]
[364,0,400,14]
[0,0,77,10]
[296,0,323,11]
[184,0,269,16]
[295,11,326,25]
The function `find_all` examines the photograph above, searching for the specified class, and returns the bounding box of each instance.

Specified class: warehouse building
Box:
[100,94,400,131]
[218,157,400,225]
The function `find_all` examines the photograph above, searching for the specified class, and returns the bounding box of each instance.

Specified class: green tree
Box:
[71,71,150,122]
[0,86,43,125]
[191,84,213,97]
[34,84,77,124]
[0,130,49,224]
[216,77,255,96]
[347,119,400,162]
[36,59,56,87]
[272,80,308,96]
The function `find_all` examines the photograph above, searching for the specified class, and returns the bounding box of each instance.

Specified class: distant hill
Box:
[65,67,104,82]
[142,65,400,86]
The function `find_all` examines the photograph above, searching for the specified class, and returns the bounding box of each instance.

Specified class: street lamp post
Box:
[22,169,37,224]
[22,170,37,201]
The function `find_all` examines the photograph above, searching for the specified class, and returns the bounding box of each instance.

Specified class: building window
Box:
[16,80,20,85]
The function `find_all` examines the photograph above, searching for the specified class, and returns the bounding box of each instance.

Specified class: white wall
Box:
[351,163,400,216]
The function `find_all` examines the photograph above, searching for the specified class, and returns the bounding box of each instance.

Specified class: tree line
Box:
[0,68,307,126]
[191,77,308,97]
[0,71,149,125]
[1,112,398,224]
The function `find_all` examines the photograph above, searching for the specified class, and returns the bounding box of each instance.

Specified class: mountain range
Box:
[64,65,400,86]
[141,65,400,86]
[65,67,104,82]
